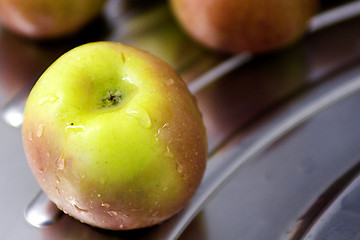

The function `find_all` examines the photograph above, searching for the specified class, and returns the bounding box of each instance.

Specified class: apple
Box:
[21,41,207,230]
[170,0,319,53]
[0,0,106,39]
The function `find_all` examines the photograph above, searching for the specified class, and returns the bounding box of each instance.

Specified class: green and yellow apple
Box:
[170,0,319,53]
[22,41,207,230]
[0,0,106,39]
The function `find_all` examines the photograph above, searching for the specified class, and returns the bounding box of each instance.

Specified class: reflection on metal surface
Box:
[25,191,62,228]
[150,65,360,240]
[1,0,360,240]
[309,0,360,31]
[288,160,360,240]
[301,172,360,240]
[2,108,23,128]
[2,83,30,128]
[188,52,252,94]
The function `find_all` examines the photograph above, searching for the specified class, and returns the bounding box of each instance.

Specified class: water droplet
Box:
[164,78,175,86]
[176,162,184,174]
[56,187,61,196]
[126,105,152,128]
[69,197,88,213]
[164,144,174,158]
[56,155,65,170]
[36,124,44,137]
[28,132,33,141]
[122,75,134,84]
[108,211,117,217]
[119,224,124,229]
[101,202,110,208]
[38,95,59,105]
[155,123,169,141]
[73,204,88,214]
[65,123,86,133]
[97,194,101,198]
[152,210,159,217]
[49,96,59,103]
[162,186,168,191]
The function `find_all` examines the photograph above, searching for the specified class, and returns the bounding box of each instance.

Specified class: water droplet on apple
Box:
[38,97,48,105]
[36,124,44,137]
[162,186,168,191]
[38,95,59,105]
[108,210,118,217]
[101,202,110,208]
[28,132,33,141]
[176,162,184,174]
[151,210,160,217]
[164,78,175,86]
[164,143,174,158]
[126,105,152,128]
[122,75,134,84]
[65,123,86,133]
[73,204,88,214]
[49,96,59,103]
[155,123,169,141]
[55,187,61,196]
[69,197,88,213]
[97,194,102,198]
[56,155,65,170]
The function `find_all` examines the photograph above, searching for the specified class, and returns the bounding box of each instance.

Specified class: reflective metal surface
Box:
[1,0,360,239]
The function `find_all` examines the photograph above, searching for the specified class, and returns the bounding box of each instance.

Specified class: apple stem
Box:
[103,90,122,107]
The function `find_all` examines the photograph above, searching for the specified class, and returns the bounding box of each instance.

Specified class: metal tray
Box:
[1,1,360,239]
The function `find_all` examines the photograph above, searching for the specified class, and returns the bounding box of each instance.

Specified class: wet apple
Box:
[22,41,207,230]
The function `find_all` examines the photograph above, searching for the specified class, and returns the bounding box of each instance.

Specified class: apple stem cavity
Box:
[103,90,122,108]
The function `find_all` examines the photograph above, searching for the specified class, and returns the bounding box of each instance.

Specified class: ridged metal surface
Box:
[1,1,360,239]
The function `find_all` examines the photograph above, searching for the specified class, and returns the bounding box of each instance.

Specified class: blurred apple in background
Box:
[0,14,109,103]
[170,0,319,53]
[0,0,106,39]
[22,42,207,230]
[0,30,50,100]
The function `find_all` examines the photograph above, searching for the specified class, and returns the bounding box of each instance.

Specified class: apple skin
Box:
[0,0,106,39]
[22,41,207,230]
[170,0,319,53]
